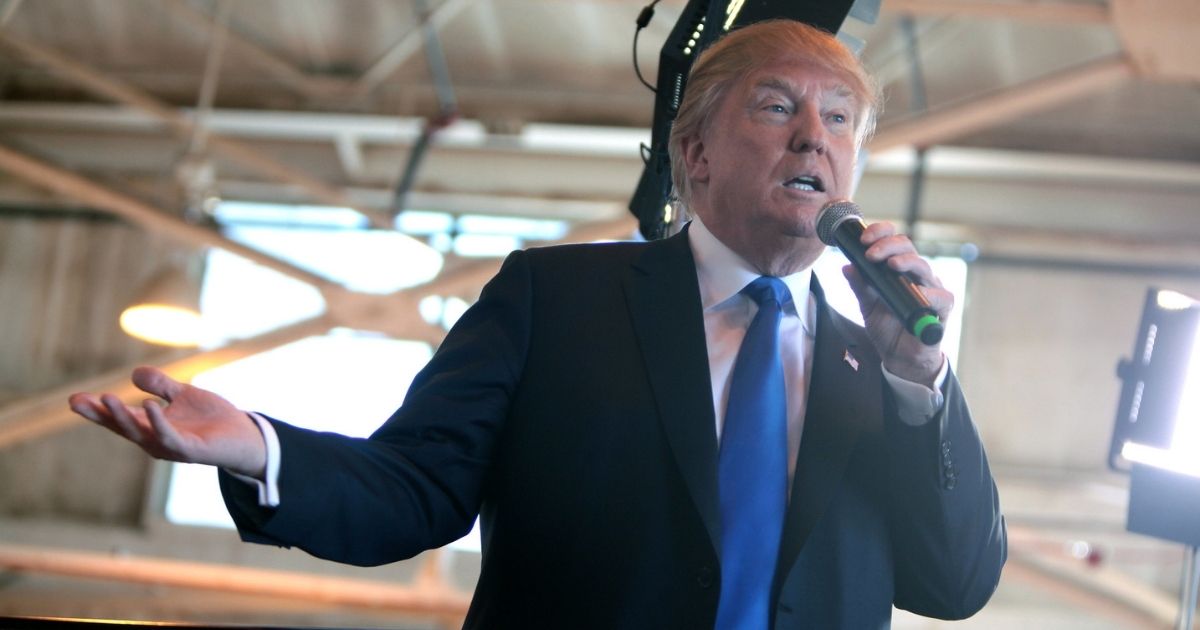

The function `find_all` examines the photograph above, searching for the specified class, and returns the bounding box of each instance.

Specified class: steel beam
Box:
[159,0,348,100]
[0,542,469,623]
[0,318,330,450]
[868,54,1134,152]
[887,0,1111,24]
[350,0,473,97]
[0,31,393,229]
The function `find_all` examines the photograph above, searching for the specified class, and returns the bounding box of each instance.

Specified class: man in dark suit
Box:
[71,20,1005,629]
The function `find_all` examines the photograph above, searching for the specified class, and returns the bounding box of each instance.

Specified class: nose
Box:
[789,103,827,155]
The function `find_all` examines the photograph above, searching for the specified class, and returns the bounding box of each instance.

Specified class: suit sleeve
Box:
[886,368,1008,619]
[219,249,533,566]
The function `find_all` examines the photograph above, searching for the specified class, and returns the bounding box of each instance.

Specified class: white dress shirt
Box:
[688,217,947,488]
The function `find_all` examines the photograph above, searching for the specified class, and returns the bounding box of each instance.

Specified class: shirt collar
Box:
[688,216,814,334]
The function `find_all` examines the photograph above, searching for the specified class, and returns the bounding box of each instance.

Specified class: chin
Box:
[780,213,818,239]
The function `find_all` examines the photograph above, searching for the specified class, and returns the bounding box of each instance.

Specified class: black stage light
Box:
[1112,288,1200,476]
[1111,287,1200,629]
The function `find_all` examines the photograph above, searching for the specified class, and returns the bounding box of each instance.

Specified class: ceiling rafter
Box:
[869,54,1134,152]
[0,31,394,229]
[887,0,1111,24]
[0,166,632,450]
[350,0,474,98]
[0,142,338,291]
[0,318,330,451]
[158,0,348,101]
[0,542,469,628]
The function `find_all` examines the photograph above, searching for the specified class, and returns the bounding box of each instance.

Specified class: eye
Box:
[764,103,789,114]
[827,112,848,124]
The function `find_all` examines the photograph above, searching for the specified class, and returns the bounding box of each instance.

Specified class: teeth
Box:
[785,176,821,192]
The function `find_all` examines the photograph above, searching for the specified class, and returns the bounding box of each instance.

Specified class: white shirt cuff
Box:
[225,412,281,507]
[882,356,949,426]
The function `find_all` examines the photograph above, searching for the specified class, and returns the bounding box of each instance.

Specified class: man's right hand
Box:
[69,367,267,479]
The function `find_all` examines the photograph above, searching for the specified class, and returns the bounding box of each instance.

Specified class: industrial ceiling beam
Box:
[350,0,473,97]
[0,215,635,451]
[0,0,22,26]
[886,0,1111,24]
[0,142,338,292]
[868,54,1134,153]
[0,31,393,229]
[0,542,469,626]
[0,141,452,345]
[158,0,348,101]
[0,317,330,451]
[1111,0,1200,81]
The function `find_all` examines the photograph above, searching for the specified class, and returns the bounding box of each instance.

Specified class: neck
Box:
[744,246,817,277]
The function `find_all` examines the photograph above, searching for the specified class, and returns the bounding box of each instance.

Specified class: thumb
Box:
[131,367,184,403]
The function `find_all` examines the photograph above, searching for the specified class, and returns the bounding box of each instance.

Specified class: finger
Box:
[859,221,898,245]
[863,234,917,263]
[919,285,956,319]
[101,393,148,443]
[884,253,944,289]
[69,393,109,423]
[144,399,188,461]
[841,264,867,296]
[132,367,183,403]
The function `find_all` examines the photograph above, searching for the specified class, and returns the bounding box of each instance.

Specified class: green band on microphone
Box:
[912,314,941,343]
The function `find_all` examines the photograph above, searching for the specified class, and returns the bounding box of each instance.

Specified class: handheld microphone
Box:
[816,200,944,346]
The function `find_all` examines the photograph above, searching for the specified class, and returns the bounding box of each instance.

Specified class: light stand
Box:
[1112,288,1200,629]
[1126,463,1200,629]
[1184,545,1199,630]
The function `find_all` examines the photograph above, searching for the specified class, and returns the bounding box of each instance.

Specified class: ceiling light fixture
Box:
[119,265,205,348]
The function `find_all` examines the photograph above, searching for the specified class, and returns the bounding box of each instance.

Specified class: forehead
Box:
[737,57,859,102]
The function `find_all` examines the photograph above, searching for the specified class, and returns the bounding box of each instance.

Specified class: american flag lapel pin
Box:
[843,349,859,372]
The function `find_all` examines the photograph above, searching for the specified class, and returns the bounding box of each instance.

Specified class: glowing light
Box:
[1169,314,1200,466]
[1122,304,1200,477]
[119,304,204,348]
[1122,442,1200,478]
[723,0,745,30]
[1158,289,1197,311]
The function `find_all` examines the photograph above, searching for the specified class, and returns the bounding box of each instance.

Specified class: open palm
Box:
[69,366,266,477]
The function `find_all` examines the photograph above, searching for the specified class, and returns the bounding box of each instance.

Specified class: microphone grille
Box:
[816,200,862,246]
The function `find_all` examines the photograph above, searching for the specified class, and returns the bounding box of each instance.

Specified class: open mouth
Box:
[783,175,825,193]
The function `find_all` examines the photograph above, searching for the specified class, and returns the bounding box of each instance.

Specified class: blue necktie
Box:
[716,276,791,630]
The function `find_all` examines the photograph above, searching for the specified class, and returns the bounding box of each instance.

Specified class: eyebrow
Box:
[752,77,858,103]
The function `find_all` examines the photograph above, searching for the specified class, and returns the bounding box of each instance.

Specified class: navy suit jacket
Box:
[221,228,1006,629]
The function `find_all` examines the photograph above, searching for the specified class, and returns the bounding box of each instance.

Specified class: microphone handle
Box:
[832,218,944,346]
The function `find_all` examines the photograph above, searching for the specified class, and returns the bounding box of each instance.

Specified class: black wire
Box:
[633,1,660,93]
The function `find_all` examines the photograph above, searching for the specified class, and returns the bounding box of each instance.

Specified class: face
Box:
[682,57,861,275]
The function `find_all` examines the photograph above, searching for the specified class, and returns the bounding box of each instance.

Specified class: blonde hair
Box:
[667,20,880,208]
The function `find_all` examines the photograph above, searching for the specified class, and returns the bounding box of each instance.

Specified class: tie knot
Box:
[742,276,791,309]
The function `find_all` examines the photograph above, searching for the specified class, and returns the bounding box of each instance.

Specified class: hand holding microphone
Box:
[816,200,945,346]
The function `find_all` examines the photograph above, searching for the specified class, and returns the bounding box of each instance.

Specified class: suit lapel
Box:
[776,278,872,581]
[623,228,721,551]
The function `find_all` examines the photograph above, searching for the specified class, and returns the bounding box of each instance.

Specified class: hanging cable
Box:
[633,0,662,93]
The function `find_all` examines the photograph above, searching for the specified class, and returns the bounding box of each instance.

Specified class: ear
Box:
[680,133,710,184]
